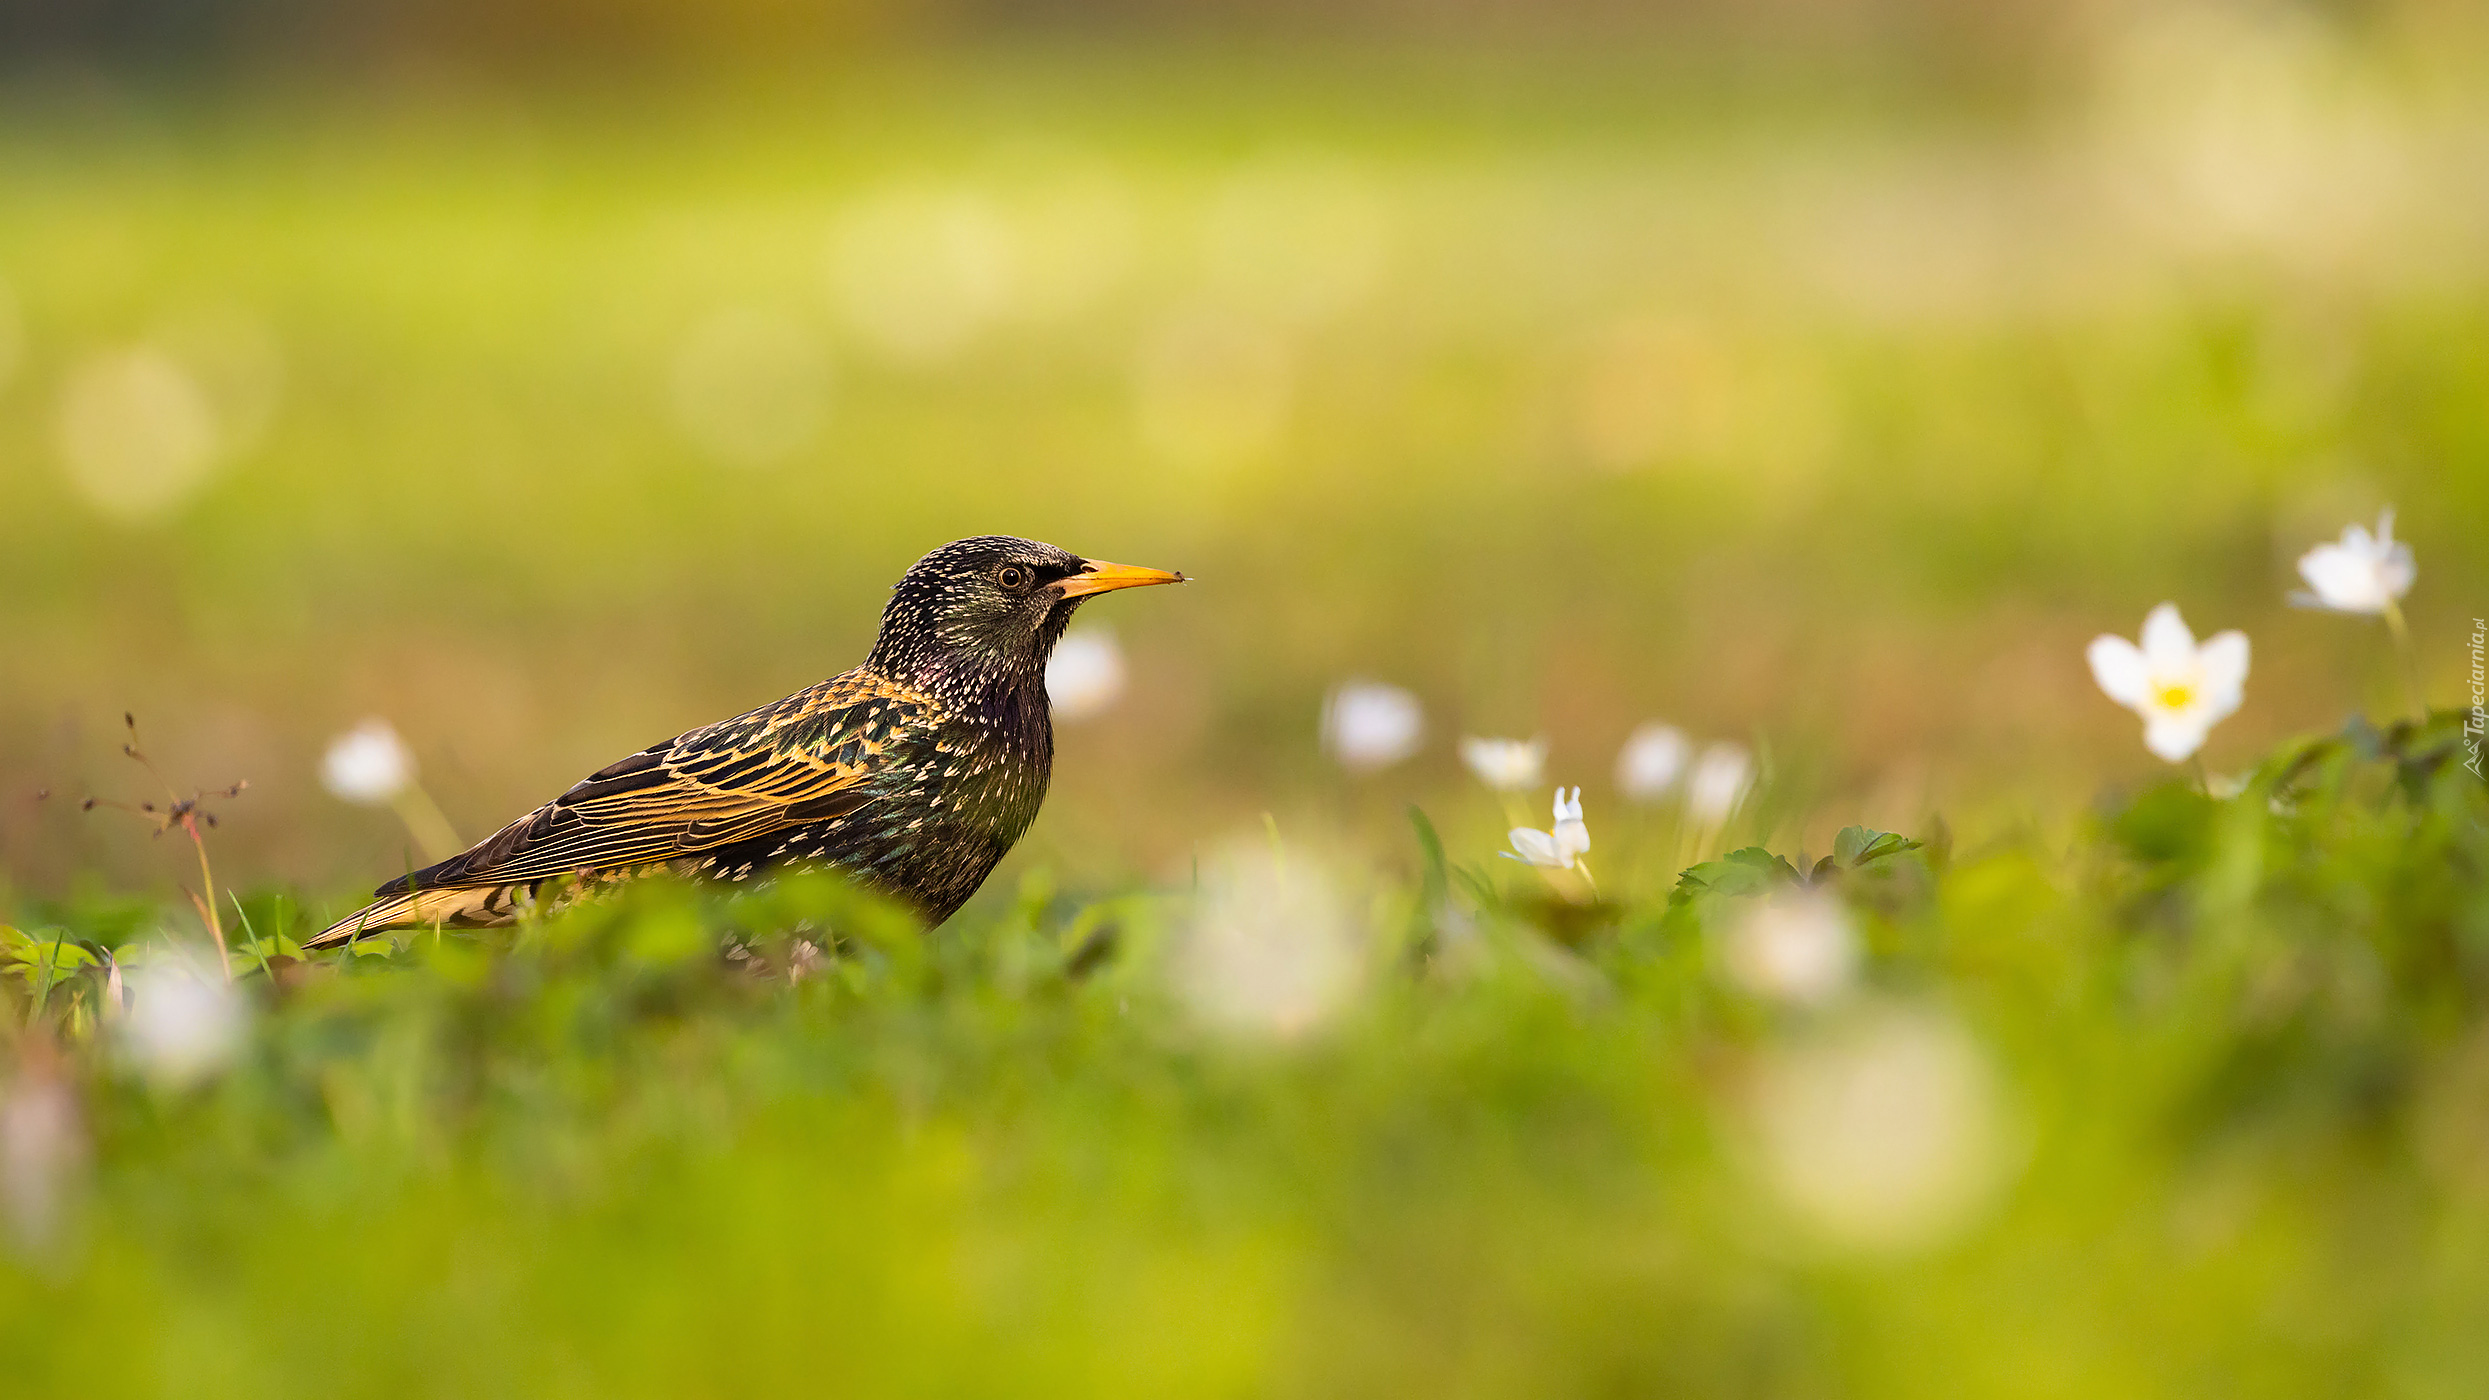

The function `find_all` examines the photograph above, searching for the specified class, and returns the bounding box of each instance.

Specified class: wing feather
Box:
[376,670,934,895]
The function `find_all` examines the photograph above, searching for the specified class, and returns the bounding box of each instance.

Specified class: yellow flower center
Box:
[2154,682,2195,711]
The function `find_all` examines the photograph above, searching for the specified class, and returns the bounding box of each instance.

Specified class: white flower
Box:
[1723,890,1859,1006]
[2292,508,2415,615]
[1686,742,1755,826]
[2086,602,2250,763]
[320,719,415,804]
[1615,722,1691,801]
[1172,840,1364,1041]
[1321,681,1423,771]
[1459,735,1546,791]
[1748,1008,2010,1255]
[119,961,246,1087]
[1507,786,1592,869]
[1046,627,1127,722]
[0,1072,82,1253]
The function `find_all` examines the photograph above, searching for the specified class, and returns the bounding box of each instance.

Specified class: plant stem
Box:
[185,816,232,982]
[30,927,67,1020]
[392,784,464,862]
[2383,601,2426,719]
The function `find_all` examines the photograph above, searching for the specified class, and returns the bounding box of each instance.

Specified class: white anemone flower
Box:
[1173,839,1364,1042]
[1321,681,1424,771]
[1507,787,1591,869]
[1459,736,1546,791]
[1748,1008,2009,1254]
[2292,509,2415,616]
[1615,722,1691,801]
[1686,743,1755,826]
[1046,627,1127,722]
[2087,602,2250,763]
[1723,890,1859,1006]
[321,719,414,804]
[119,961,247,1087]
[0,1072,82,1253]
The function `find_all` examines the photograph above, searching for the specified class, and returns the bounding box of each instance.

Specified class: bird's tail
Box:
[305,884,516,950]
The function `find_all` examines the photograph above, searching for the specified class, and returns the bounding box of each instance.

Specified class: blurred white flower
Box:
[1459,736,1546,791]
[322,719,415,805]
[2087,602,2250,763]
[1723,889,1859,1006]
[1046,627,1127,723]
[0,1070,82,1254]
[2292,508,2415,616]
[1507,787,1591,869]
[1686,742,1755,826]
[57,347,222,522]
[1749,1008,2009,1254]
[1172,839,1364,1041]
[1322,681,1423,772]
[667,306,832,468]
[119,961,246,1087]
[1615,722,1691,801]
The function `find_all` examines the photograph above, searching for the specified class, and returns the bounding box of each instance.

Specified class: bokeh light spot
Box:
[57,347,223,522]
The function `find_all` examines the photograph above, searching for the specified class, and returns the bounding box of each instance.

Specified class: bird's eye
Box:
[995,565,1030,591]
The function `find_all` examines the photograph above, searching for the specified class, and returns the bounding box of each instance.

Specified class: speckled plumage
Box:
[308,537,1183,947]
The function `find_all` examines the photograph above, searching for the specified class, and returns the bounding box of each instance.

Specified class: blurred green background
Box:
[1,0,2483,911]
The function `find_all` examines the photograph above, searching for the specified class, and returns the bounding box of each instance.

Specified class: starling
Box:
[307,537,1184,947]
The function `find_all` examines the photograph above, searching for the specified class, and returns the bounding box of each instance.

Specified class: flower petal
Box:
[1508,828,1569,868]
[1555,819,1591,859]
[2380,543,2416,601]
[2143,713,2209,763]
[2298,544,2384,613]
[2139,602,2196,672]
[1551,786,1583,825]
[2197,630,2250,712]
[2087,635,2150,708]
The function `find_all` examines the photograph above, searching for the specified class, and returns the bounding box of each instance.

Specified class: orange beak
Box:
[1054,558,1188,598]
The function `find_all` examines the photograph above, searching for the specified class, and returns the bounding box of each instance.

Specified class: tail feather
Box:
[305,884,527,949]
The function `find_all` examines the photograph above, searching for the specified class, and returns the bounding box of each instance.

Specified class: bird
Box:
[307,536,1185,948]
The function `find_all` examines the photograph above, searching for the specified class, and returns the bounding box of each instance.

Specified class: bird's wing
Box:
[377,670,938,894]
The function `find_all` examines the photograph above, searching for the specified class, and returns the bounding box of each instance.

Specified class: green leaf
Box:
[1408,805,1450,908]
[1828,826,1920,870]
[1670,847,1801,905]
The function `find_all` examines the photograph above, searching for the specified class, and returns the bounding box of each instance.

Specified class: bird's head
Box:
[867,535,1185,691]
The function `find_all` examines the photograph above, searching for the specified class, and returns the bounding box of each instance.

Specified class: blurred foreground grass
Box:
[1,712,2483,1397]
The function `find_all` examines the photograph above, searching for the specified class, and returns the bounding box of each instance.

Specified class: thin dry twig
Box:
[80,714,248,983]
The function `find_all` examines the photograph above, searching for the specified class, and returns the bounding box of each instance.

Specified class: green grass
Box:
[1,712,2482,1397]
